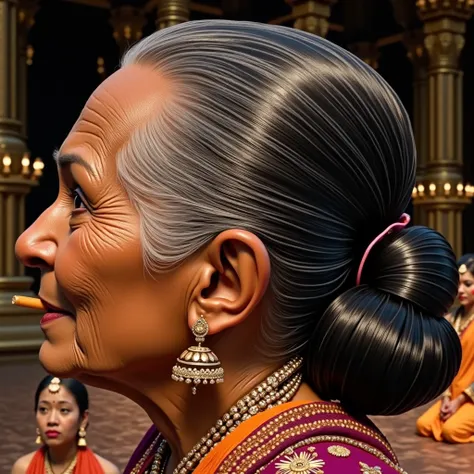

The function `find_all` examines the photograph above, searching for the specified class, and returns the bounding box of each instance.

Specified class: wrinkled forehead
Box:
[60,64,171,169]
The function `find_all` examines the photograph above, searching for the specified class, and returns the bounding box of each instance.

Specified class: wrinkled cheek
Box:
[55,225,147,368]
[56,226,143,299]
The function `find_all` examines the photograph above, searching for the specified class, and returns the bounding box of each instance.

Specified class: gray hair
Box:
[117,20,460,415]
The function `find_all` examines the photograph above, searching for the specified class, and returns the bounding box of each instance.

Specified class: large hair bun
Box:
[360,226,458,317]
[306,226,462,415]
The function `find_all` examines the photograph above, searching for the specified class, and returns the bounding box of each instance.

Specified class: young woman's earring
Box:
[77,427,87,447]
[35,428,42,445]
[172,315,224,394]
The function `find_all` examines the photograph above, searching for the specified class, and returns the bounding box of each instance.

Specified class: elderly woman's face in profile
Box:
[16,66,192,376]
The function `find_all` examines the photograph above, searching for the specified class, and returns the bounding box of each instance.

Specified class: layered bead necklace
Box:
[132,357,304,474]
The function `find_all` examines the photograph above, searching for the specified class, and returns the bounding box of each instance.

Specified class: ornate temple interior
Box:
[1,1,474,473]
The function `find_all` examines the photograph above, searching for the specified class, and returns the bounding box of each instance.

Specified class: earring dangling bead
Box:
[77,428,87,447]
[35,428,42,445]
[172,315,224,394]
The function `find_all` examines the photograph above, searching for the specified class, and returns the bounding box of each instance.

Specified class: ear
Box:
[80,409,89,429]
[189,229,271,334]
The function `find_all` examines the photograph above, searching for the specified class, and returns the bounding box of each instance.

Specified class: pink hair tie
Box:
[356,213,411,286]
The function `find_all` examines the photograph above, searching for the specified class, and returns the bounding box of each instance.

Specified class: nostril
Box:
[26,257,49,268]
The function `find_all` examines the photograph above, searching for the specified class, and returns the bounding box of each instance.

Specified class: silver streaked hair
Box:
[118,20,416,358]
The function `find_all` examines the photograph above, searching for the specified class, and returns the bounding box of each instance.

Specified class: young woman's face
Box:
[458,270,474,307]
[36,385,86,448]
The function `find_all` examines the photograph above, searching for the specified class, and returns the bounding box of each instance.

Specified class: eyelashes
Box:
[66,186,90,218]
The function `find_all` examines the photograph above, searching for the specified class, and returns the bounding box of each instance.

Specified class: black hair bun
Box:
[306,226,461,415]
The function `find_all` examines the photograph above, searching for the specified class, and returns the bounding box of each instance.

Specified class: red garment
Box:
[26,447,105,474]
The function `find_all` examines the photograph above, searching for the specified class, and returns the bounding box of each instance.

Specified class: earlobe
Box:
[190,229,271,334]
[81,409,90,429]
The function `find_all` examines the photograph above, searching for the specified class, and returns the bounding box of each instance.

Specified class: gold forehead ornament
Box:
[459,264,467,274]
[48,377,61,394]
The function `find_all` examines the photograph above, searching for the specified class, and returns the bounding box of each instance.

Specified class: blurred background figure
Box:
[416,255,474,443]
[11,376,118,474]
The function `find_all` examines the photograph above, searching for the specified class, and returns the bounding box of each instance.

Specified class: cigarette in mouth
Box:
[12,295,46,310]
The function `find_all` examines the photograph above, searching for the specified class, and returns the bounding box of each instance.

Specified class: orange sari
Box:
[26,447,105,474]
[416,315,474,443]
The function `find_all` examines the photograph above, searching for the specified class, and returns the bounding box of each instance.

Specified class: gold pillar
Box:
[348,41,379,69]
[412,0,474,256]
[110,5,145,57]
[286,0,337,36]
[17,0,38,139]
[0,0,44,355]
[405,30,429,226]
[156,0,190,30]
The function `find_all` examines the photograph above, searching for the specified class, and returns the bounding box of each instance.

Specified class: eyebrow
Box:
[39,400,72,405]
[53,149,95,175]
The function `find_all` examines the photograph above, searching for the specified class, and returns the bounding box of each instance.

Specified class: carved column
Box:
[156,0,190,30]
[412,0,474,256]
[0,0,44,355]
[285,0,337,36]
[17,0,37,138]
[110,5,146,57]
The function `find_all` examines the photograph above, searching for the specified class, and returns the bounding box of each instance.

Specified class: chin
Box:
[38,340,81,378]
[44,438,66,448]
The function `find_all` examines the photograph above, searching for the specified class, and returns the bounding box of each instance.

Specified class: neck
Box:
[47,443,78,468]
[106,352,317,472]
[461,304,474,317]
[77,322,319,472]
[132,358,282,460]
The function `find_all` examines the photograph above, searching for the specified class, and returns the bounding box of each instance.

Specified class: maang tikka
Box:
[172,315,224,394]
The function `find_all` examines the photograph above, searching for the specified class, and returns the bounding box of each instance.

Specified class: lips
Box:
[39,298,75,327]
[45,430,60,438]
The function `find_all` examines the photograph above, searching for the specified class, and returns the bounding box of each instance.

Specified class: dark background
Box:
[24,0,474,289]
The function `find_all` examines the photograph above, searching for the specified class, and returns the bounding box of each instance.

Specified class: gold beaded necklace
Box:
[453,311,474,335]
[45,452,77,474]
[133,357,303,474]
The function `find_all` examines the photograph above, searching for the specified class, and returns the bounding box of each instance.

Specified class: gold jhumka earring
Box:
[172,315,224,394]
[35,428,42,445]
[77,427,87,447]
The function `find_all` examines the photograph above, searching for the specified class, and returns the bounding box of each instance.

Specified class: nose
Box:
[15,207,59,270]
[47,409,59,426]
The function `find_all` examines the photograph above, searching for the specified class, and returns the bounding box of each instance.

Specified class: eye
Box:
[60,408,70,414]
[38,407,48,414]
[72,189,86,210]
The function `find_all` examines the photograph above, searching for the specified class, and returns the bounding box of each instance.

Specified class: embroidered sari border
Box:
[214,403,396,473]
[217,416,395,473]
[255,435,407,474]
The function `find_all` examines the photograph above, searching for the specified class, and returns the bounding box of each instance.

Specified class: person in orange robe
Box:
[11,376,118,474]
[416,256,474,443]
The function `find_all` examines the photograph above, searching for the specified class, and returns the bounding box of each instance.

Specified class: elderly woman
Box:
[15,21,460,474]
